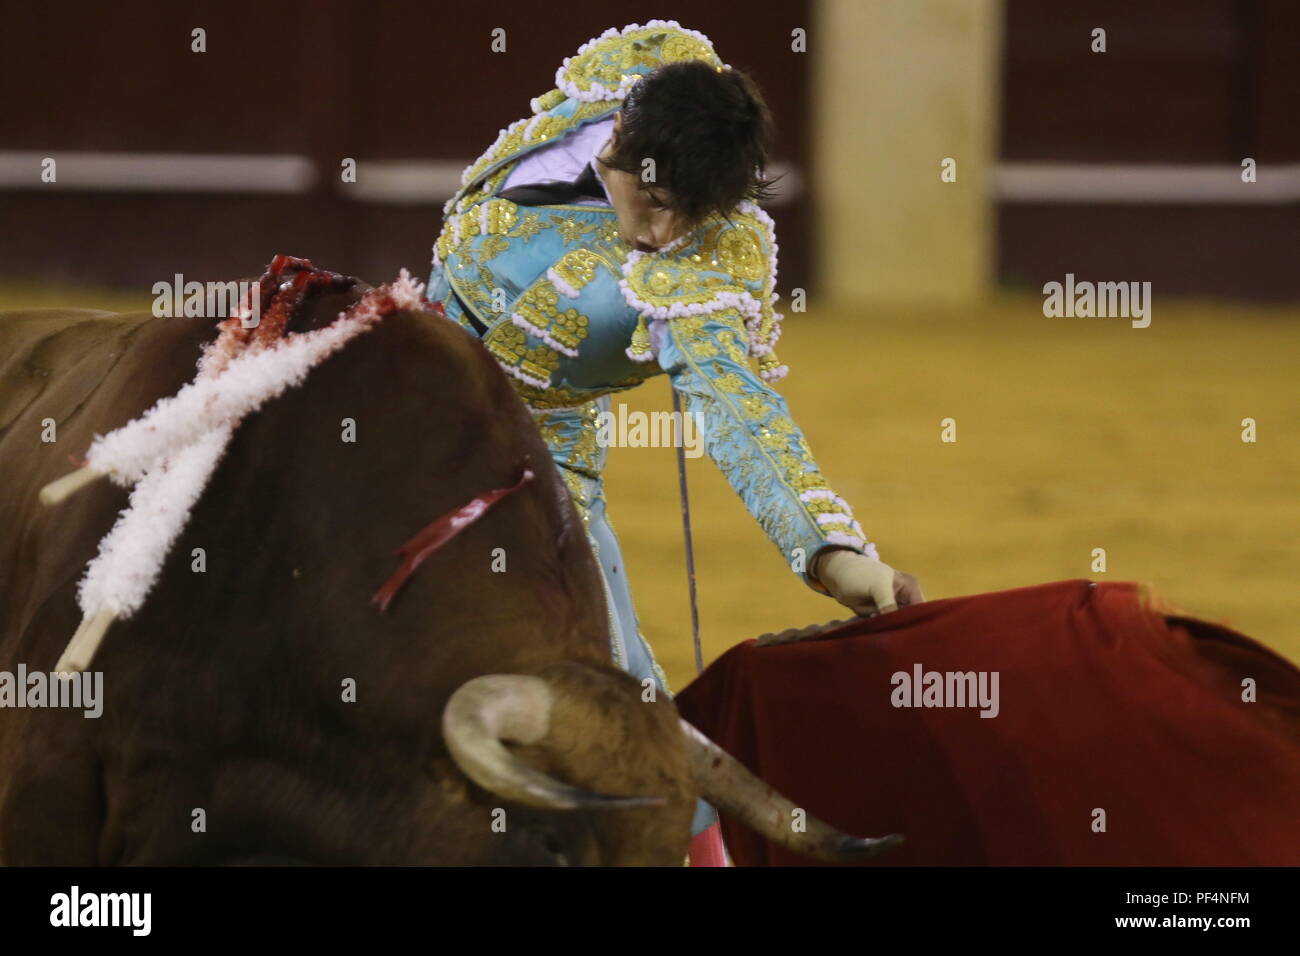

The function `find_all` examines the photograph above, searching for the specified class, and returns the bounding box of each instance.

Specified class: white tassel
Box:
[41,270,426,671]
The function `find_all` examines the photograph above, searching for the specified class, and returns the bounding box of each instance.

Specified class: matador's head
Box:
[595,60,779,252]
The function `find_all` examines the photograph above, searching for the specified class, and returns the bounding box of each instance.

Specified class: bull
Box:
[0,259,899,865]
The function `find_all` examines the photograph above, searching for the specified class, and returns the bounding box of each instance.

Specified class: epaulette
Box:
[620,201,788,383]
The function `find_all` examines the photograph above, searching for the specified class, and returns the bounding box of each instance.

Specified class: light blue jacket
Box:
[427,21,874,588]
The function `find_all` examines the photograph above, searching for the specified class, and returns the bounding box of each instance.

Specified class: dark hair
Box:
[598,60,779,226]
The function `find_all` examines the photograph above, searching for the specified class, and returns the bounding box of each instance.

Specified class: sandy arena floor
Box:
[601,295,1300,689]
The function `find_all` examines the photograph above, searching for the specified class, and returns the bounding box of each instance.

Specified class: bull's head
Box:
[443,669,902,865]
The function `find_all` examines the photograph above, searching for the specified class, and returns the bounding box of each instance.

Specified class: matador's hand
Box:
[812,549,925,617]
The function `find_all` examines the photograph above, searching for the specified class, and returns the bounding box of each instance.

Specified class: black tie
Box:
[496,161,607,206]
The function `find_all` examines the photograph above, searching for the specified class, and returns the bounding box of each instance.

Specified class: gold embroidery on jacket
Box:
[668,309,842,548]
[552,215,601,244]
[485,321,561,385]
[557,24,721,100]
[623,217,767,314]
[551,249,603,293]
[513,276,592,356]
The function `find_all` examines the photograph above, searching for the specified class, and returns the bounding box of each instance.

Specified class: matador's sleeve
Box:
[653,307,878,592]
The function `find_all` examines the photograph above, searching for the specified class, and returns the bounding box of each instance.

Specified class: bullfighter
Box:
[426,20,924,831]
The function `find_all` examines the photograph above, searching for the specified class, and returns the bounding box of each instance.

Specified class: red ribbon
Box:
[370,466,535,613]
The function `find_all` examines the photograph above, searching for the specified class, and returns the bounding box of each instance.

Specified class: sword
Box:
[672,388,704,675]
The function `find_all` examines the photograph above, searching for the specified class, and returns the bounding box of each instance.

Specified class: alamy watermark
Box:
[50,886,150,935]
[891,664,999,718]
[595,403,703,458]
[0,665,102,718]
[1042,273,1151,328]
[152,273,260,324]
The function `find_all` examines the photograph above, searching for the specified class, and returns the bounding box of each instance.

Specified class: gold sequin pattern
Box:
[513,276,592,356]
[551,249,603,293]
[665,309,849,553]
[485,321,561,385]
[557,24,722,100]
[623,214,769,315]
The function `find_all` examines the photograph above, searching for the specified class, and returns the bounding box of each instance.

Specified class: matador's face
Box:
[595,112,693,254]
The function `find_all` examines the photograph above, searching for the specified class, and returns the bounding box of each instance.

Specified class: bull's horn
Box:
[442,675,666,811]
[40,466,105,506]
[681,720,903,863]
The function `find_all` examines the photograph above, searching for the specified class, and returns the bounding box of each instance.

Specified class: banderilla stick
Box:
[54,609,115,676]
[39,466,105,507]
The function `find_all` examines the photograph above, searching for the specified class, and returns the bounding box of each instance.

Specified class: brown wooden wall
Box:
[998,0,1300,300]
[1,1,1295,300]
[0,1,813,290]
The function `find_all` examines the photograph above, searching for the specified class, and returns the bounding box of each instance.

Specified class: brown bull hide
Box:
[0,286,694,864]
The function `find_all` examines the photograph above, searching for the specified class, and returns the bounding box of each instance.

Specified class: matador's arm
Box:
[653,307,876,593]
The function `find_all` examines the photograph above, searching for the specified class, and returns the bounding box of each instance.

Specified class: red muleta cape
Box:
[674,579,1300,866]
